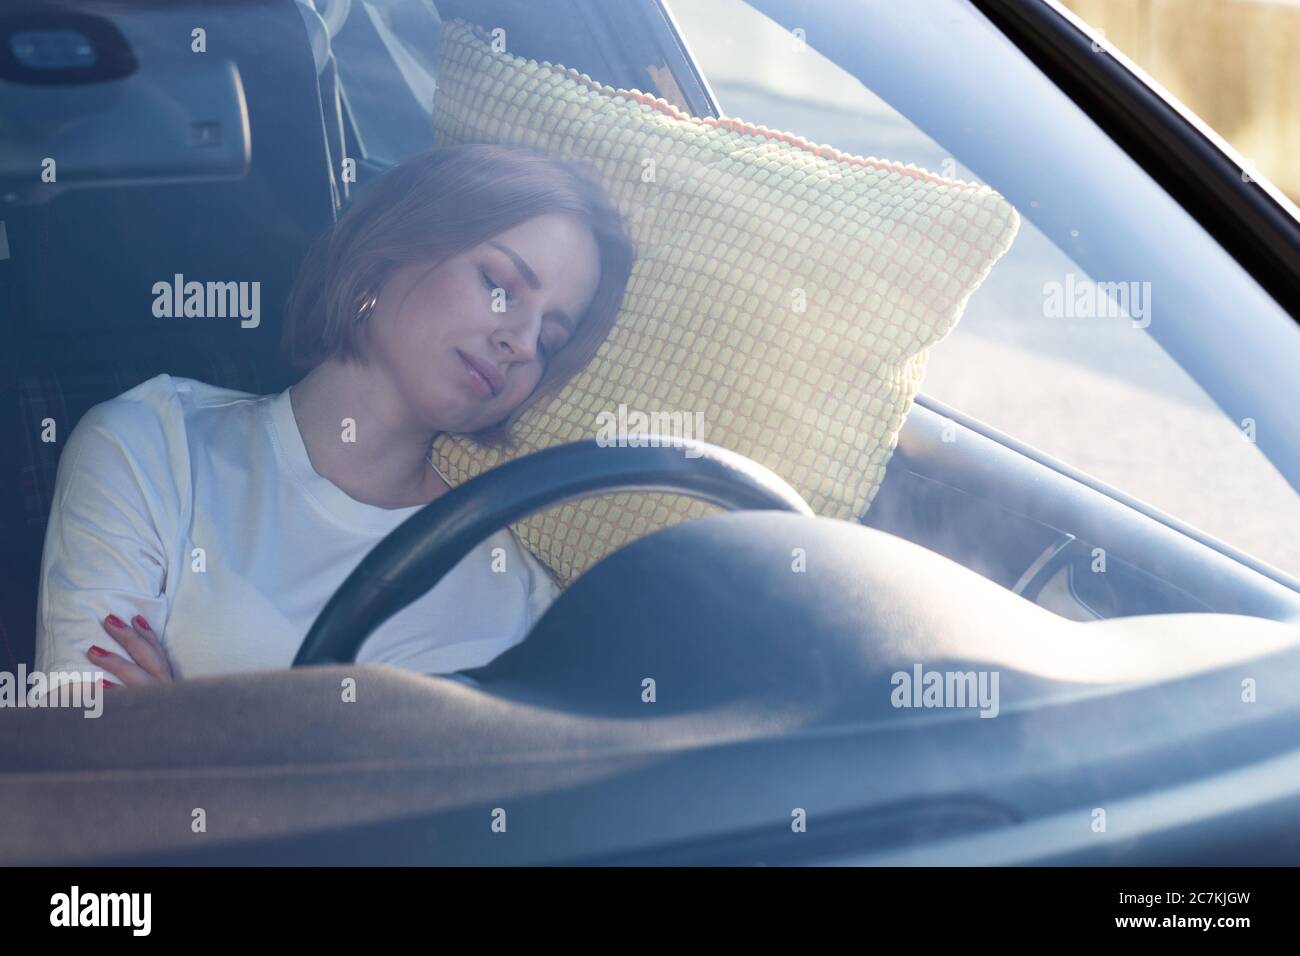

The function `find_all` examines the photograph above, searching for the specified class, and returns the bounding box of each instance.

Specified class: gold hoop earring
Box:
[356,291,380,325]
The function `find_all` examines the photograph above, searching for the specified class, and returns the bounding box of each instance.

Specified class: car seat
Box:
[0,0,341,671]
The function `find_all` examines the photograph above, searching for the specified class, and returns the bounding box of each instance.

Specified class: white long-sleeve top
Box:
[34,374,559,688]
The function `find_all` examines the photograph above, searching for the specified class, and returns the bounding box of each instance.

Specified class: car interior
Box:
[4,0,1298,681]
[4,0,1300,866]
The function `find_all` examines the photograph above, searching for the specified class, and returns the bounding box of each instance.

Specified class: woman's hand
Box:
[86,613,175,688]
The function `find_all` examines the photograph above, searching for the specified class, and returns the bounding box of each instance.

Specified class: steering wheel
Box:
[293,438,814,666]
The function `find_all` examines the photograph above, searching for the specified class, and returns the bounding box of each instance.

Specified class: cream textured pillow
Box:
[429,19,1020,587]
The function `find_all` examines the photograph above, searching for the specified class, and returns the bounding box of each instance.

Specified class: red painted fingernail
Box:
[99,678,117,690]
[105,614,126,628]
[89,644,109,657]
[132,615,151,632]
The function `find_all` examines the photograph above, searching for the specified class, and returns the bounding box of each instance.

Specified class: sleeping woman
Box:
[33,143,633,690]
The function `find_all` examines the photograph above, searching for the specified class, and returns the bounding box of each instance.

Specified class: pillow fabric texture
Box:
[429,19,1021,586]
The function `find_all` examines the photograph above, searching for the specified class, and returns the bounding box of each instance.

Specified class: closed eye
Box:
[483,265,568,360]
[539,326,568,360]
[480,269,512,303]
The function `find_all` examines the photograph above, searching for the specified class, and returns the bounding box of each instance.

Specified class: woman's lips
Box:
[456,350,497,398]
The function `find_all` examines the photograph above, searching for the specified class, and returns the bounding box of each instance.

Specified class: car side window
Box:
[329,0,442,163]
[666,0,1300,579]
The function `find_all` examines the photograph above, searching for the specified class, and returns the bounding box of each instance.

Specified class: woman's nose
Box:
[493,308,542,361]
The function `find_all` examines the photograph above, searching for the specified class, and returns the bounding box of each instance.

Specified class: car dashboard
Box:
[865,396,1300,624]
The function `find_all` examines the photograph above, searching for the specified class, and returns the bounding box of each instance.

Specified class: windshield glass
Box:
[667,0,1300,581]
[12,0,1300,874]
[14,0,1300,710]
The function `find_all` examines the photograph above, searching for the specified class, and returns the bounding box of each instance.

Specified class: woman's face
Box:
[365,213,603,434]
